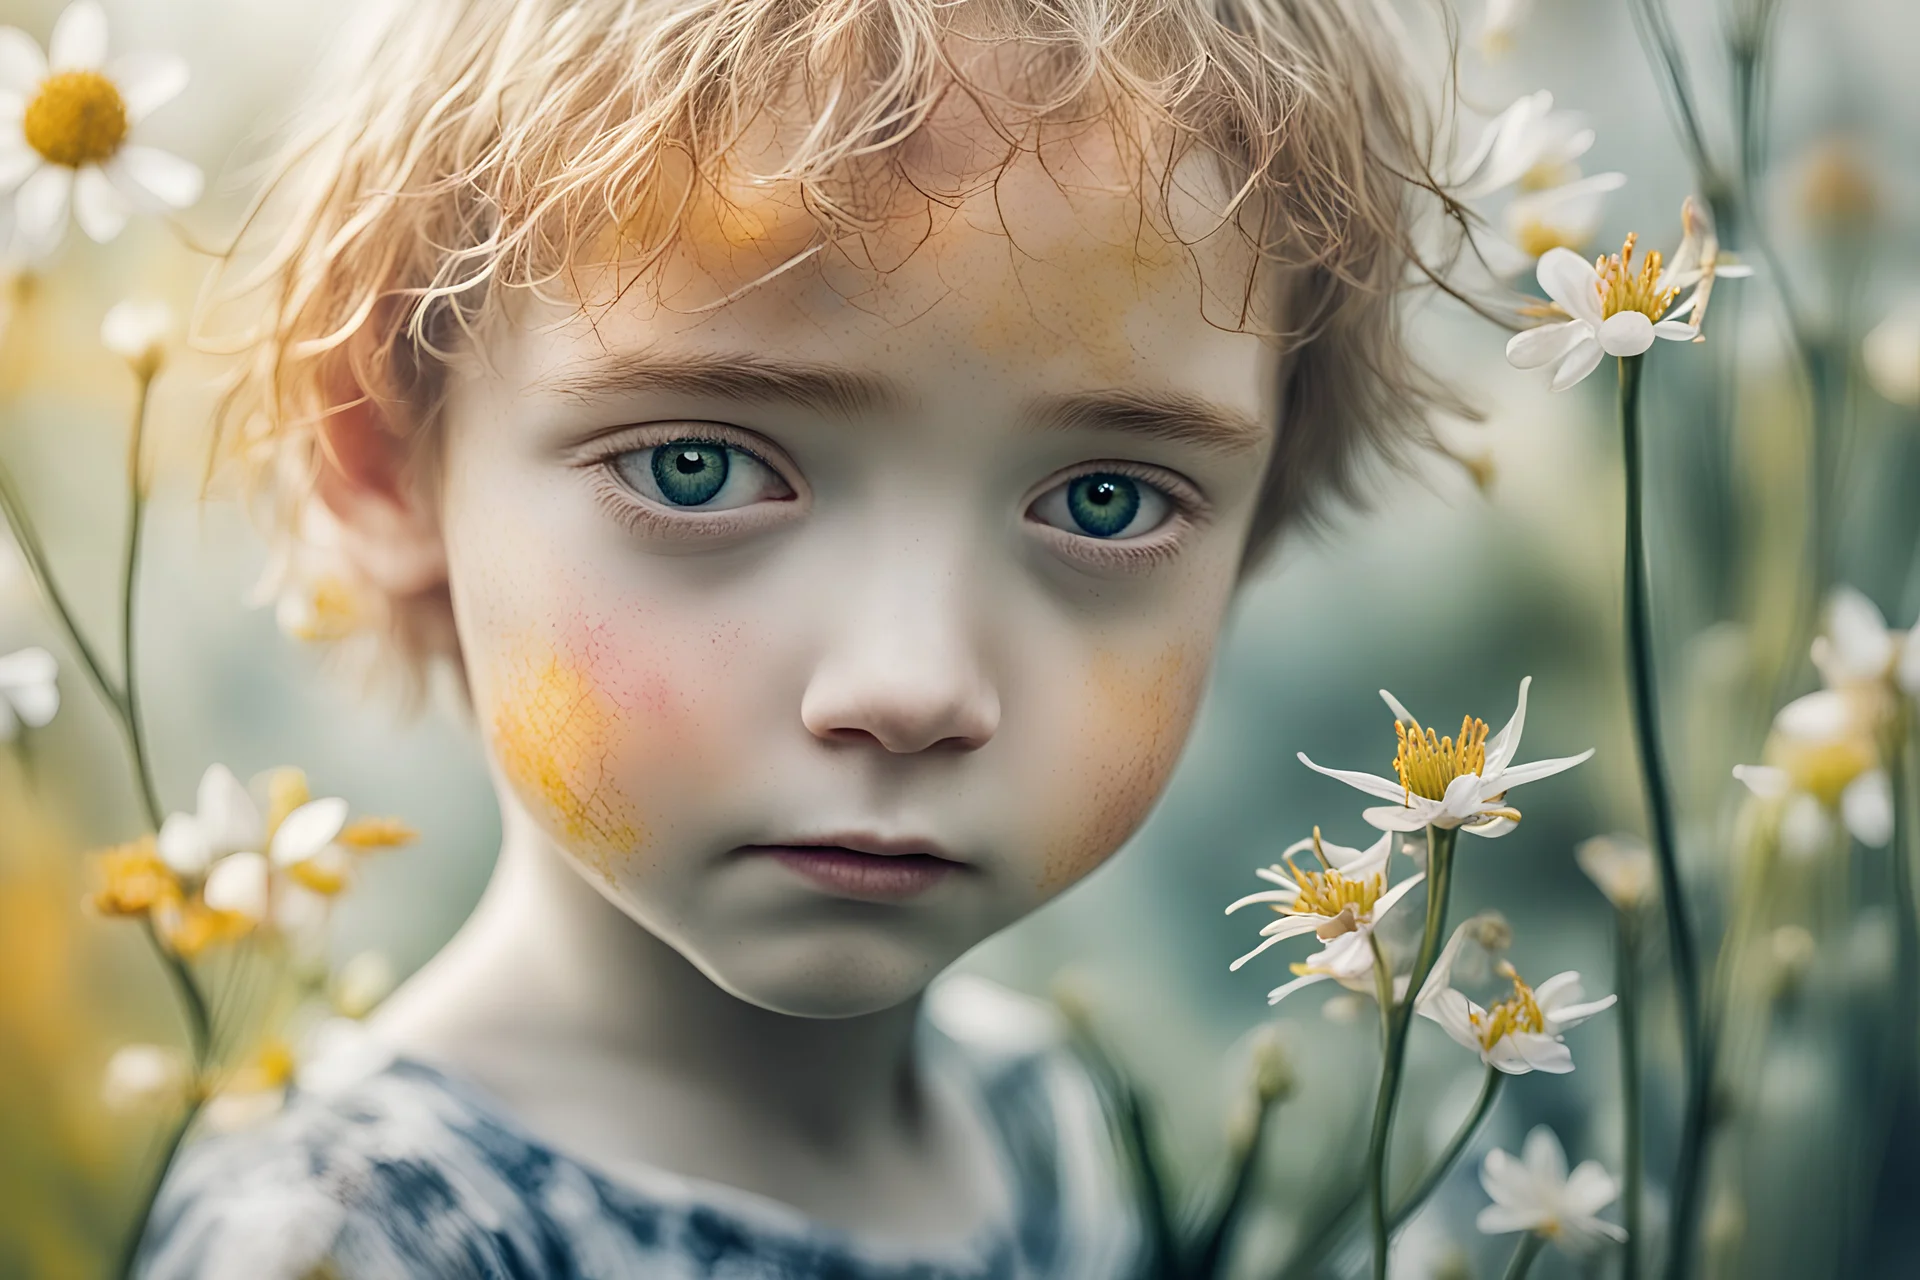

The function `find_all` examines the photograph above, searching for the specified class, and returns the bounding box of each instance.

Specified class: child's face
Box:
[436,140,1277,1017]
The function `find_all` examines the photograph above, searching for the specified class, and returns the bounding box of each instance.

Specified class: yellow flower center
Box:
[1275,828,1387,929]
[287,576,366,642]
[1394,715,1489,802]
[1777,735,1879,808]
[1596,233,1678,323]
[22,70,129,168]
[1470,961,1547,1051]
[89,837,181,917]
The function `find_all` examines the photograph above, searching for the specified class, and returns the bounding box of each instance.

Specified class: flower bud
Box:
[100,298,174,380]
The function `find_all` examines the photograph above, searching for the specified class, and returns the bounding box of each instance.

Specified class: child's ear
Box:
[312,378,448,599]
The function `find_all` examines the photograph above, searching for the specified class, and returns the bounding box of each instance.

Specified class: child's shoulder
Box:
[138,980,1143,1280]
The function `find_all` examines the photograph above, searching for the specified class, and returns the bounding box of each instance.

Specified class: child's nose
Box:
[798,553,1000,755]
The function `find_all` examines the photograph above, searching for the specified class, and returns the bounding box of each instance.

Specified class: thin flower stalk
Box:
[1619,353,1710,1280]
[1390,1065,1504,1230]
[1362,824,1459,1280]
[1616,901,1644,1280]
[1502,1234,1548,1280]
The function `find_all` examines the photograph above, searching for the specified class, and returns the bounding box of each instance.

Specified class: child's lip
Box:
[742,834,968,902]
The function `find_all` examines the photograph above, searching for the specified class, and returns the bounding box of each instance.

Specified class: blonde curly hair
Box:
[209,0,1469,680]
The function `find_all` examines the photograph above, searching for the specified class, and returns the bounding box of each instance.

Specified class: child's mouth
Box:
[747,838,964,902]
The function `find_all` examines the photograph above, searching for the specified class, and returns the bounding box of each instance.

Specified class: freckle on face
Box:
[1036,641,1208,894]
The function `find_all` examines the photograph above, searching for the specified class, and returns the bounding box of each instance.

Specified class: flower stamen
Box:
[1596,233,1678,324]
[23,70,129,168]
[1393,715,1490,802]
[1278,827,1386,921]
[1470,960,1548,1051]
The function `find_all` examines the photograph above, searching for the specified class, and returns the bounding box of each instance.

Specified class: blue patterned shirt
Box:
[138,977,1145,1279]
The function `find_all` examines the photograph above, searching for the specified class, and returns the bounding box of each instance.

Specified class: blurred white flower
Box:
[1811,585,1920,699]
[156,763,263,878]
[101,1042,190,1114]
[1417,923,1615,1074]
[1478,1127,1627,1251]
[1488,172,1627,275]
[100,296,171,377]
[1863,304,1920,409]
[1453,92,1597,198]
[253,504,376,643]
[1477,0,1533,57]
[1734,690,1890,858]
[0,1,201,252]
[1225,827,1424,1005]
[1507,241,1700,391]
[1299,677,1592,838]
[0,644,58,739]
[1575,833,1657,911]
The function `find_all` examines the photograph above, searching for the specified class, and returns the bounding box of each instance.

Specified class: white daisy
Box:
[1453,92,1596,199]
[1478,1127,1627,1251]
[1224,827,1425,1006]
[1506,239,1701,391]
[1416,921,1615,1074]
[0,1,200,253]
[1298,677,1593,838]
[1733,690,1891,859]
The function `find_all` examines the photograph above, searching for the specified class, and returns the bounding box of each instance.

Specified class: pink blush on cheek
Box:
[1034,642,1209,895]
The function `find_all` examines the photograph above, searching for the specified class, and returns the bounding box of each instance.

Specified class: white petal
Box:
[1562,1162,1622,1217]
[0,140,37,192]
[1732,763,1791,799]
[1417,988,1485,1054]
[1652,320,1699,342]
[1598,310,1656,357]
[1550,336,1605,391]
[0,645,56,686]
[15,163,72,249]
[48,1,108,72]
[1230,930,1299,972]
[270,796,350,866]
[0,28,48,94]
[1295,753,1410,804]
[107,52,186,123]
[1506,319,1591,370]
[1522,1126,1569,1184]
[1462,814,1518,839]
[1480,1147,1548,1213]
[1823,587,1894,680]
[155,813,212,877]
[1224,888,1298,914]
[71,163,127,242]
[1370,871,1426,922]
[1476,1204,1544,1236]
[1510,1033,1575,1073]
[202,851,269,922]
[196,764,264,855]
[1717,263,1756,278]
[1361,801,1436,832]
[1415,920,1475,1005]
[3,673,57,726]
[1494,748,1596,790]
[1378,688,1419,725]
[1330,830,1395,877]
[1545,993,1617,1030]
[1842,769,1894,848]
[1533,971,1583,1007]
[1266,971,1332,1006]
[1537,246,1605,327]
[273,878,330,937]
[110,145,202,210]
[1780,793,1834,861]
[1437,770,1489,822]
[1483,676,1532,772]
[1775,689,1852,741]
[1255,914,1328,941]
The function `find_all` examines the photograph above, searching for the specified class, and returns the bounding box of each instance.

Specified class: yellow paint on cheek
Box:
[488,640,646,884]
[1037,641,1206,893]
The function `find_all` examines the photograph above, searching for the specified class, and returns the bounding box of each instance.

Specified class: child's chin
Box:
[679,927,959,1019]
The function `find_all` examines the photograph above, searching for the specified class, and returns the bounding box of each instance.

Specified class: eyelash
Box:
[1024,461,1208,573]
[582,424,803,540]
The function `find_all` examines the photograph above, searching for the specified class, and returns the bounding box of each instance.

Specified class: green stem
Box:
[1191,1090,1279,1279]
[1363,827,1458,1280]
[1502,1233,1548,1280]
[1389,1066,1503,1231]
[1619,909,1644,1280]
[113,1092,205,1279]
[0,463,125,725]
[119,375,162,829]
[1619,356,1710,1280]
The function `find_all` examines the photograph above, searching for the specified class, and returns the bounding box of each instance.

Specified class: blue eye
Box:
[1030,471,1171,540]
[653,443,728,506]
[610,438,792,511]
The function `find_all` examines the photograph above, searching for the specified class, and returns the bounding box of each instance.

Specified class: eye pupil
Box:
[1066,474,1140,538]
[652,441,730,505]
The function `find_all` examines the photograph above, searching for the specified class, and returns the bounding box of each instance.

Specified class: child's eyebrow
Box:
[539,352,1265,455]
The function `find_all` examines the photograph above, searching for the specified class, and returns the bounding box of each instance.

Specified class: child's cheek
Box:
[482,618,742,885]
[1034,641,1209,895]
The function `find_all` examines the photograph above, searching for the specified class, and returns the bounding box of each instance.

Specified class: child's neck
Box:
[372,803,1002,1242]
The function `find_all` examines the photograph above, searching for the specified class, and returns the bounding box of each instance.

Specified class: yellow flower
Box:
[87,835,179,917]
